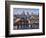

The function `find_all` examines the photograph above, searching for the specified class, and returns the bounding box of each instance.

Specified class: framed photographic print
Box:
[5,1,45,37]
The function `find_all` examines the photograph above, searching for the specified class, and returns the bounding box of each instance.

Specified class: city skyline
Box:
[13,8,39,30]
[13,8,39,15]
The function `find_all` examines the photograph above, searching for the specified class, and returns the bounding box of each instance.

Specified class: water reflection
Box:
[14,23,39,30]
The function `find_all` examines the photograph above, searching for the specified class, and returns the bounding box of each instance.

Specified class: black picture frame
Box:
[5,1,45,37]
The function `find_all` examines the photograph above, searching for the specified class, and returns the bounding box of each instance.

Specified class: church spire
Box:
[27,12,29,15]
[22,11,25,16]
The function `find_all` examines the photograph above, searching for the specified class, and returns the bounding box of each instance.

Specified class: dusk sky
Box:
[13,8,39,15]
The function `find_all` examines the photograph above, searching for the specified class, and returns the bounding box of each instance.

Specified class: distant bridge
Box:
[14,18,39,25]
